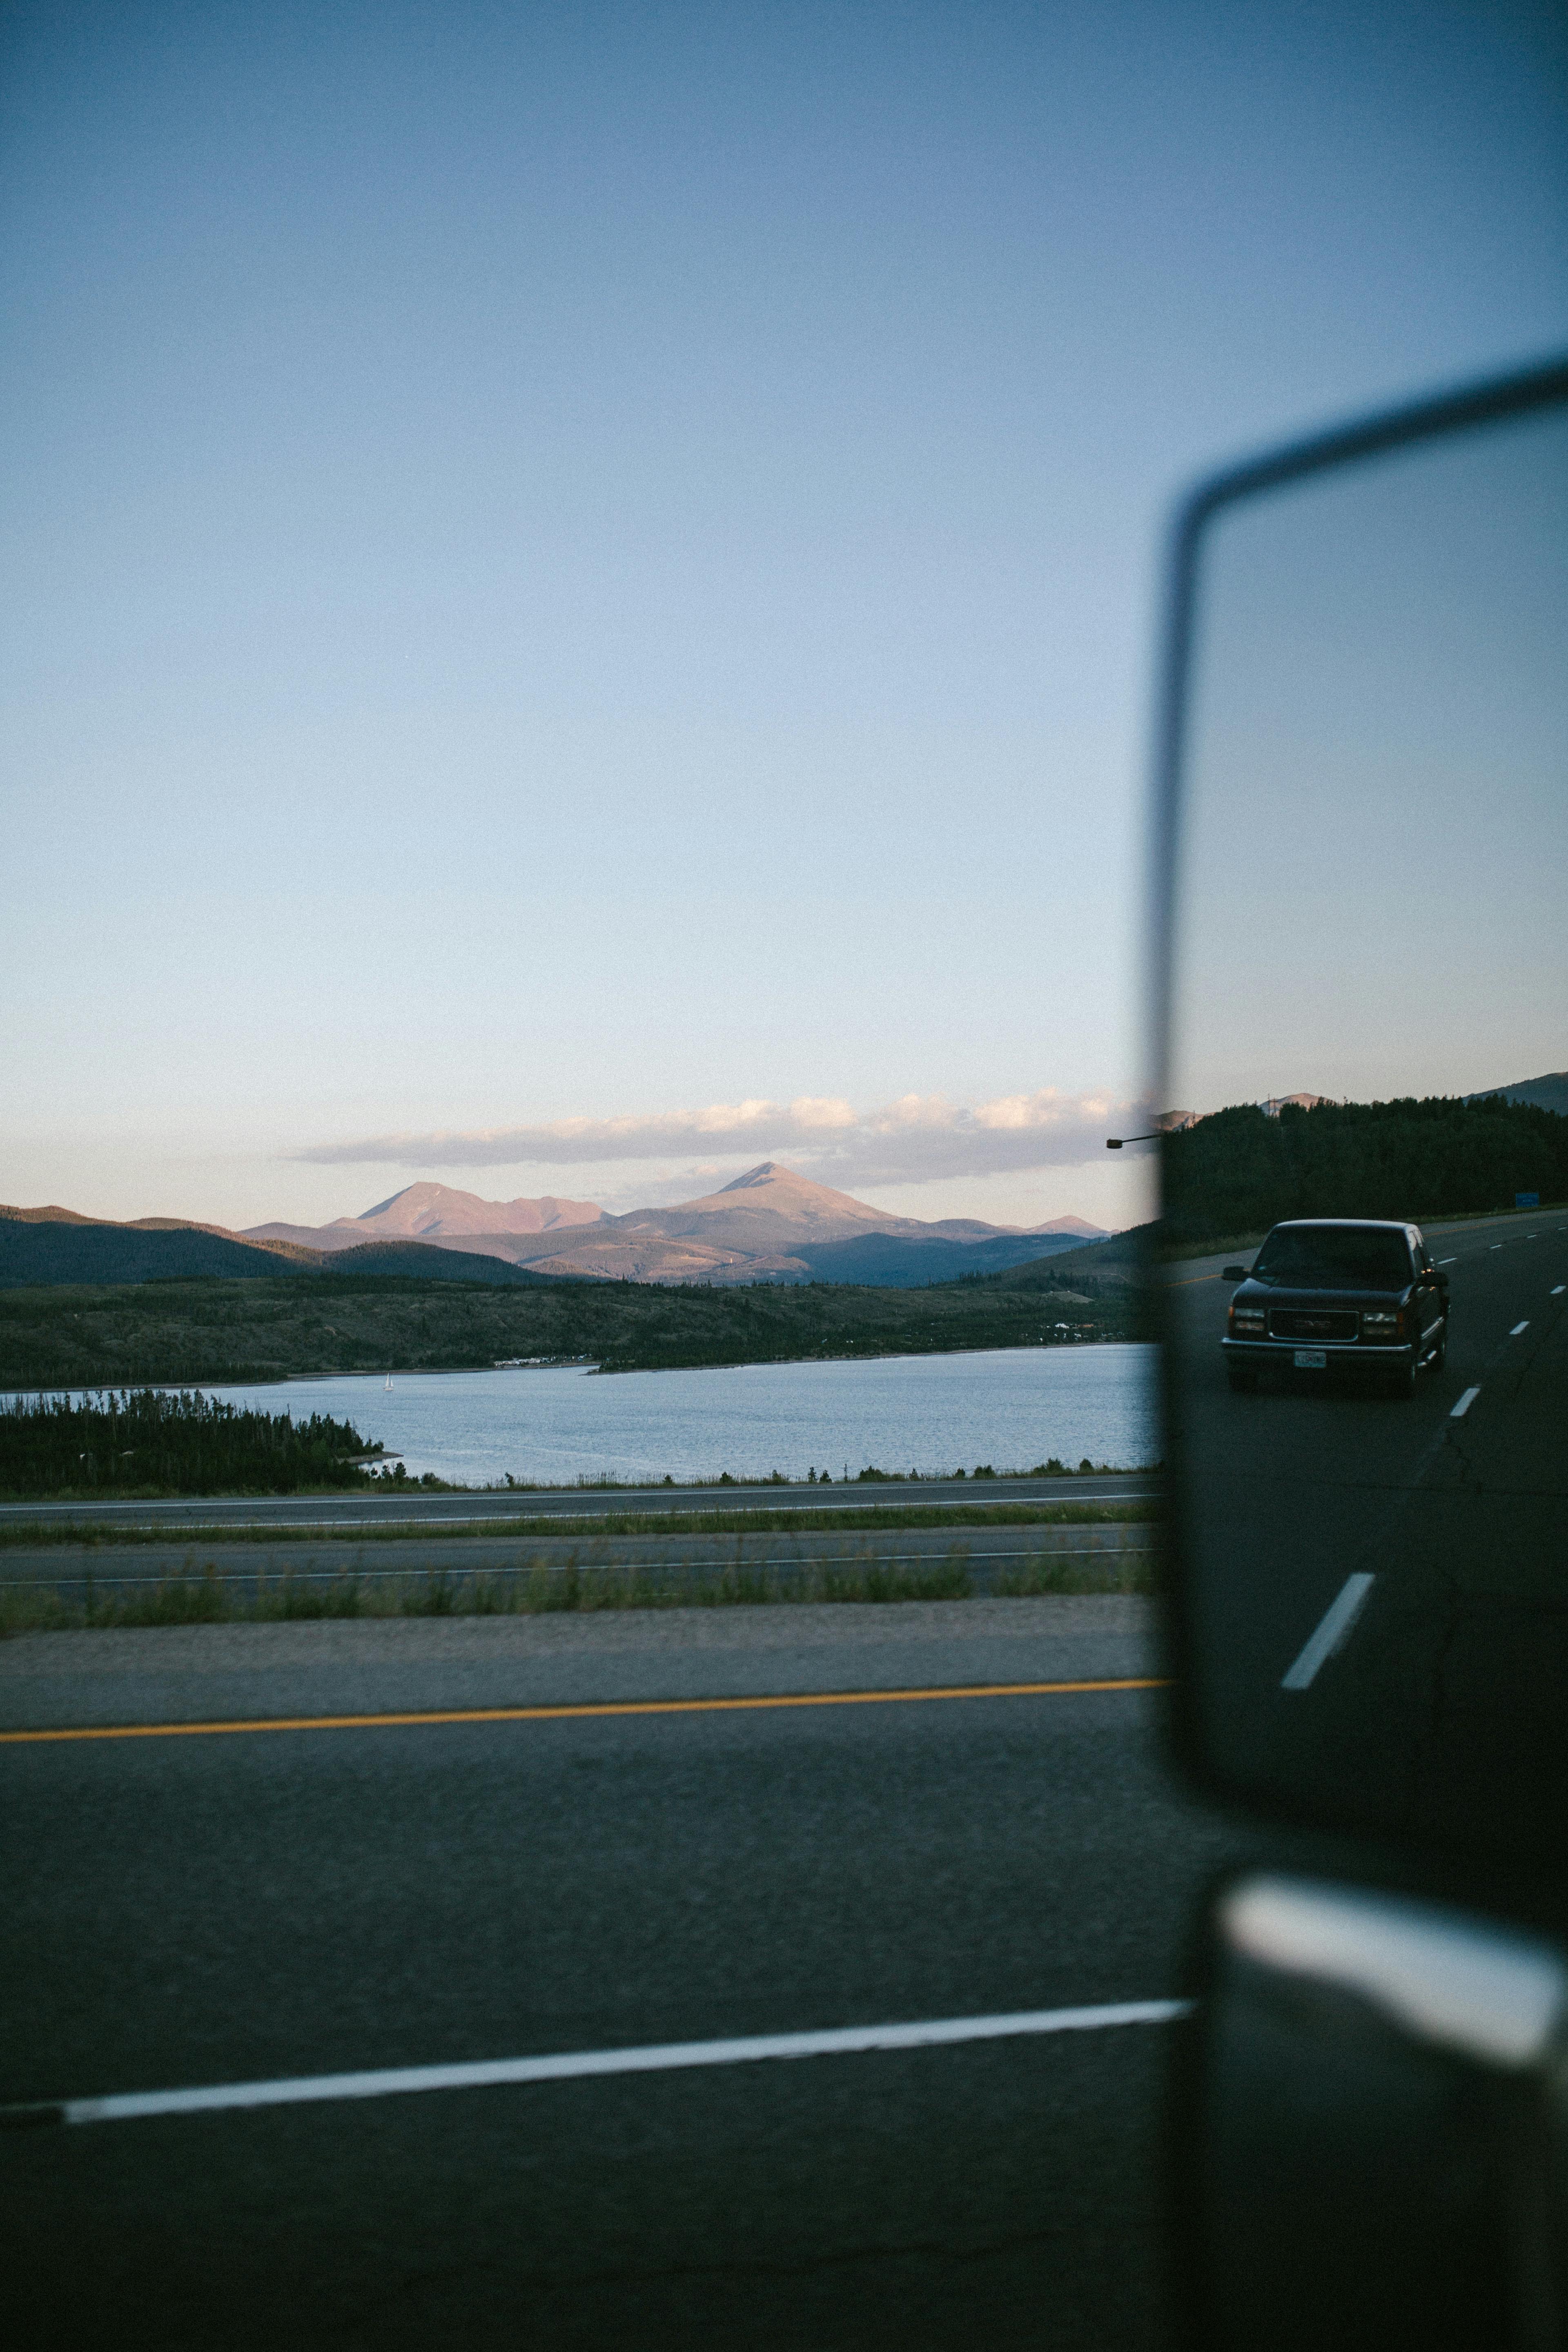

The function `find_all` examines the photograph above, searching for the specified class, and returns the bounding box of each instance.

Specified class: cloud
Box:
[293,1088,1141,1187]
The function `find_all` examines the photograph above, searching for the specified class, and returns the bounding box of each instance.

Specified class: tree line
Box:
[1161,1094,1568,1244]
[0,1388,379,1498]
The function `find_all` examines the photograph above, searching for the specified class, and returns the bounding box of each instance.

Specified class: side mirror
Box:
[1179,1871,1568,2352]
[1152,357,1568,1864]
[1221,1265,1249,1283]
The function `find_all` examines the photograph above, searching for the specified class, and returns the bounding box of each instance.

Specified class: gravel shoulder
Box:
[0,1592,1160,1726]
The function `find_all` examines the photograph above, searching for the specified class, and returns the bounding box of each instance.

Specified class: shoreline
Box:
[0,1468,1163,1516]
[4,1335,1150,1395]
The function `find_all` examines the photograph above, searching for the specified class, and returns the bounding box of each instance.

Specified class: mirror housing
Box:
[1151,355,1568,1861]
[1177,1872,1568,2352]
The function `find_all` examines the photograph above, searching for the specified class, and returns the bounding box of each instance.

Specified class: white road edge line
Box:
[2,2002,1191,2130]
[1553,1287,1565,1298]
[1451,1387,1481,1419]
[1511,1321,1530,1336]
[1282,1572,1376,1692]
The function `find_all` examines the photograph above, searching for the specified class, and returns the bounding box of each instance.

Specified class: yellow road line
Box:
[0,1677,1168,1746]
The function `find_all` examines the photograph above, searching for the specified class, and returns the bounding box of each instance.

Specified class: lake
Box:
[193,1343,1159,1486]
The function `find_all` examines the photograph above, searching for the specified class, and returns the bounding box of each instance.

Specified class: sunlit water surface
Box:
[186,1344,1159,1486]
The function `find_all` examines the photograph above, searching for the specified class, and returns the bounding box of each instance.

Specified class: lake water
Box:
[188,1344,1159,1487]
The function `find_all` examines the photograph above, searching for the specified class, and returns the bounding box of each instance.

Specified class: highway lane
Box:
[0,1468,1159,1533]
[0,1597,1267,2350]
[1167,1207,1568,1851]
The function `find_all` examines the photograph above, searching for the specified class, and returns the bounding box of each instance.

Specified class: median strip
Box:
[9,1540,1154,1594]
[0,1675,1167,1747]
[0,1999,1191,2131]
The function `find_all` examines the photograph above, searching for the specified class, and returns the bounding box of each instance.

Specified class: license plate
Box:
[1293,1348,1327,1369]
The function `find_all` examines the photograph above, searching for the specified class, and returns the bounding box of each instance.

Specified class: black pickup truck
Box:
[1221,1217,1449,1397]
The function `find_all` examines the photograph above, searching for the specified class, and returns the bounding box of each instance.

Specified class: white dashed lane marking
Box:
[1282,1573,1376,1692]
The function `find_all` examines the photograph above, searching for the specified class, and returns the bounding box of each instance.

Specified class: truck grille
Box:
[1269,1308,1359,1342]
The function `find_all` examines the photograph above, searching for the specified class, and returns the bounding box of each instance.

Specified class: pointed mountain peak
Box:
[710,1162,881,1213]
[717,1162,786,1192]
[356,1181,468,1219]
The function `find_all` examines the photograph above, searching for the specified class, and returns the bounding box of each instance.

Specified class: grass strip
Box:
[0,1545,1157,1635]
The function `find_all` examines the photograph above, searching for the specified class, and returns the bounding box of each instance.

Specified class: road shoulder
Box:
[0,1593,1158,1727]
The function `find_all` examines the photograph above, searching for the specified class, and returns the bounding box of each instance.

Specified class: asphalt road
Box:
[1167,1207,1568,1854]
[0,1596,1267,2351]
[0,1469,1158,1534]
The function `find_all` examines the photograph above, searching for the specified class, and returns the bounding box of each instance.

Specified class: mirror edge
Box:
[1147,350,1568,1833]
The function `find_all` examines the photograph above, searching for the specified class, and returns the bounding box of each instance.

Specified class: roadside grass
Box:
[0,1541,1157,1636]
[0,1498,1160,1552]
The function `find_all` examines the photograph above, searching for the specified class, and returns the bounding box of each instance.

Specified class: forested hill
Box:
[1162,1095,1568,1245]
[0,1248,1148,1388]
[0,1217,307,1288]
[0,1217,570,1292]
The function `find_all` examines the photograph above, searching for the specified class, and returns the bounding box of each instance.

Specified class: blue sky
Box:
[1174,401,1568,1116]
[3,1,1565,1232]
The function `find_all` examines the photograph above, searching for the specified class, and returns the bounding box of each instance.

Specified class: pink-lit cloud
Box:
[293,1088,1143,1187]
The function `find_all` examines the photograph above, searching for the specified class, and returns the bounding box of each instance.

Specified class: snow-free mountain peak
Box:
[245,1181,604,1255]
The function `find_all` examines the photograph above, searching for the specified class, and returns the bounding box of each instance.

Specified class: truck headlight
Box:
[1229,1306,1266,1335]
[1361,1309,1401,1341]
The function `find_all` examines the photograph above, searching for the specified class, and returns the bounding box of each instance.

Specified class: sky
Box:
[1172,401,1568,1116]
[3,0,1565,1236]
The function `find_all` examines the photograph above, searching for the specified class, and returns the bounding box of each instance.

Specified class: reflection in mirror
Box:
[1162,392,1568,1858]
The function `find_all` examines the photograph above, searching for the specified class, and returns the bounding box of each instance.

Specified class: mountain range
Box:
[0,1166,1108,1291]
[245,1164,1108,1285]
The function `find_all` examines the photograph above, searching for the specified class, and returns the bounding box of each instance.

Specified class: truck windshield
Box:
[1251,1227,1413,1290]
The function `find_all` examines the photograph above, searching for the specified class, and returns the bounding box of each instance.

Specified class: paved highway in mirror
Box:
[1170,1207,1568,1853]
